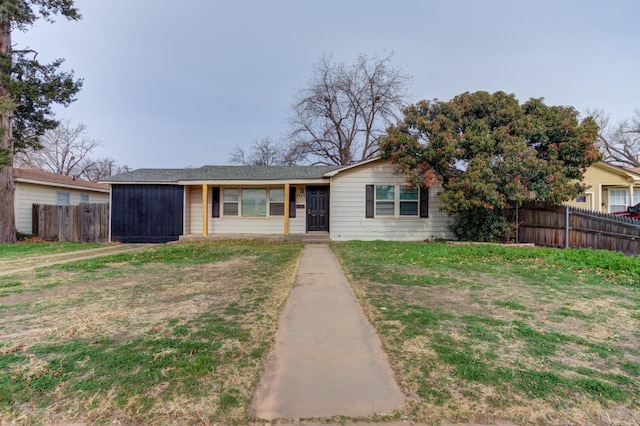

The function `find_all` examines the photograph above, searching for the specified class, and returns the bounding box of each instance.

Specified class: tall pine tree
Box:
[0,1,82,242]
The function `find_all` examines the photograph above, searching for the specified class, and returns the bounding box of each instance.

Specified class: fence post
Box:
[515,205,519,244]
[565,205,570,249]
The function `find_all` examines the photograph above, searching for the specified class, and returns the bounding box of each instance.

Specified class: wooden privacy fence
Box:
[32,203,109,242]
[508,202,640,255]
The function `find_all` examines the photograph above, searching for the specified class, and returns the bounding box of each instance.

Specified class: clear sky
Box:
[15,0,640,169]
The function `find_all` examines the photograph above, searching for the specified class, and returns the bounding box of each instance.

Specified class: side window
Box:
[57,192,70,206]
[80,194,90,202]
[609,190,627,213]
[399,187,419,216]
[366,185,428,218]
[375,186,395,216]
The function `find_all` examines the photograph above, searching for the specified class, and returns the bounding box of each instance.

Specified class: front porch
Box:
[179,232,330,244]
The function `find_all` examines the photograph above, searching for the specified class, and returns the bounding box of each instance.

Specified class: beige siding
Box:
[14,182,109,234]
[186,185,295,235]
[564,163,640,213]
[186,186,203,234]
[289,186,307,234]
[329,161,455,241]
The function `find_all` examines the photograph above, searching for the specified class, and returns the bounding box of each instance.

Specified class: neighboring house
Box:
[13,167,110,235]
[565,162,640,213]
[102,159,456,243]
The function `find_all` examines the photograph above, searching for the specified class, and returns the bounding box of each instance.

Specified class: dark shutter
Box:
[212,187,220,218]
[366,185,374,218]
[289,186,296,218]
[419,187,429,218]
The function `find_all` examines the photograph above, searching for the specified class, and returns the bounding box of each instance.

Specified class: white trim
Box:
[179,179,331,186]
[594,162,640,181]
[183,187,187,237]
[323,158,381,177]
[101,181,181,185]
[14,177,109,193]
[108,188,113,242]
[585,191,595,210]
[598,184,603,211]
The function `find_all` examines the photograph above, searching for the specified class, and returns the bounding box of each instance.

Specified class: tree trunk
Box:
[0,18,16,243]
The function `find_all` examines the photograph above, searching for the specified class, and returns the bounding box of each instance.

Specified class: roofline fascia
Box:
[323,158,383,177]
[101,181,181,185]
[595,161,640,181]
[15,178,110,193]
[178,178,331,186]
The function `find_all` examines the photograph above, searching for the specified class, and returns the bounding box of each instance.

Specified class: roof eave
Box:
[179,178,331,185]
[323,158,383,177]
[15,177,110,193]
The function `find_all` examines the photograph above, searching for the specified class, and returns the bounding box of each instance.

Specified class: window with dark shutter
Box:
[419,187,429,218]
[366,185,374,218]
[289,186,296,218]
[212,187,220,218]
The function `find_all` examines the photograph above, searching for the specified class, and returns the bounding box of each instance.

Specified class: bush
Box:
[449,208,508,242]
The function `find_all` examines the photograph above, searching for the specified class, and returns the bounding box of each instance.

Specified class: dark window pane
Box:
[270,202,284,216]
[400,201,418,216]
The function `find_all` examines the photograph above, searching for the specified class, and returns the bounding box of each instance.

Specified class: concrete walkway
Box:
[251,244,405,421]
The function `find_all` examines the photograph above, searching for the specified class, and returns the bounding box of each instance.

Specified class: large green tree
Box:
[380,91,601,241]
[0,1,82,242]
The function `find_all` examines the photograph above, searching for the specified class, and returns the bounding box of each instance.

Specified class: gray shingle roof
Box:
[104,165,344,183]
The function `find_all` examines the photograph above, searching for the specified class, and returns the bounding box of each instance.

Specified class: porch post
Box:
[284,183,290,236]
[202,184,208,236]
[630,184,635,206]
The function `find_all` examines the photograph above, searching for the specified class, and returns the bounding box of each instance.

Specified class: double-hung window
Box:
[375,186,395,216]
[366,185,427,218]
[216,187,286,217]
[399,187,419,216]
[609,190,628,213]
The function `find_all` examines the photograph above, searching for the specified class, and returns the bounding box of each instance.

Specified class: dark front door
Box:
[307,186,329,232]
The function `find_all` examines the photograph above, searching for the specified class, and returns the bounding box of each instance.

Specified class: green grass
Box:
[3,312,242,408]
[333,240,640,425]
[0,242,106,260]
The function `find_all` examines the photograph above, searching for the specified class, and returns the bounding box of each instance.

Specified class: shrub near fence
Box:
[510,202,640,255]
[32,203,109,242]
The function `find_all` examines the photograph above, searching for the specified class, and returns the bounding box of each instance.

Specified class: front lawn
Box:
[333,241,640,425]
[0,241,107,260]
[0,241,303,424]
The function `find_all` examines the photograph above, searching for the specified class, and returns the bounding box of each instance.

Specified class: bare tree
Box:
[590,109,640,168]
[288,52,411,165]
[14,119,129,181]
[15,119,99,176]
[80,157,131,182]
[229,137,304,166]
